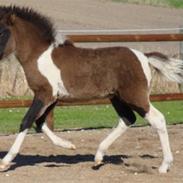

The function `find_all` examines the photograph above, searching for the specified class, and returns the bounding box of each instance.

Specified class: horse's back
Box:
[52,45,150,108]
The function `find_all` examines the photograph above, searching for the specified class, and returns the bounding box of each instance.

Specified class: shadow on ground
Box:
[0,152,131,172]
[0,152,158,173]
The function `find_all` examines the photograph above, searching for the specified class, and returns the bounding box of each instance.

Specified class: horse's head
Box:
[0,6,56,61]
[0,10,16,60]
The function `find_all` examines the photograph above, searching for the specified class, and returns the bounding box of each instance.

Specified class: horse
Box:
[0,6,183,173]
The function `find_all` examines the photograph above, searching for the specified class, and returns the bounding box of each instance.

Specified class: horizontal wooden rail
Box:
[68,33,183,43]
[0,94,182,108]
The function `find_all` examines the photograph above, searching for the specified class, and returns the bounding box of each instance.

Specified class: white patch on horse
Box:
[145,104,173,173]
[95,118,128,164]
[37,45,69,97]
[1,129,28,166]
[130,49,151,87]
[42,123,76,149]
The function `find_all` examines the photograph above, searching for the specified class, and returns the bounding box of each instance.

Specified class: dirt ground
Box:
[0,125,183,183]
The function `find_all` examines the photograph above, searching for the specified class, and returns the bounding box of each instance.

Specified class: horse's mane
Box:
[0,5,55,43]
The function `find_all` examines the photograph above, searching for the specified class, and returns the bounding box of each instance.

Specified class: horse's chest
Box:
[37,46,69,97]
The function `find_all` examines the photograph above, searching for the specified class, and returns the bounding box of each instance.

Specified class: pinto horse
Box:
[0,6,183,173]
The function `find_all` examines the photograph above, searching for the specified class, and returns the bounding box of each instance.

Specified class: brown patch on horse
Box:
[145,52,168,60]
[52,46,150,116]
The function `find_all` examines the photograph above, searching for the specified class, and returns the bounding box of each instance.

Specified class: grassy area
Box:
[0,100,182,134]
[112,0,183,8]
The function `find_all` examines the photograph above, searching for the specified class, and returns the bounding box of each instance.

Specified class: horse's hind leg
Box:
[95,119,128,166]
[145,104,173,173]
[95,96,136,165]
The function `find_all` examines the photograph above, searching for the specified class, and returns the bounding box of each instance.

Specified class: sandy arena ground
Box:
[0,125,183,183]
[0,0,183,182]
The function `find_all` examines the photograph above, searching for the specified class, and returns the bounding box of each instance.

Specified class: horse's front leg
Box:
[0,97,47,170]
[35,102,76,149]
[35,109,54,132]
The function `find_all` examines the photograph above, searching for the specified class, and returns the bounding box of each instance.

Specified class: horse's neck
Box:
[16,42,49,65]
[14,19,50,64]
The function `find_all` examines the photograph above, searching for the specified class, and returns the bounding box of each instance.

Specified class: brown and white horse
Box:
[0,6,183,173]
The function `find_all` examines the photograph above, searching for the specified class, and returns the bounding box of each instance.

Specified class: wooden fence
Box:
[1,32,183,129]
[0,93,183,109]
[68,33,183,42]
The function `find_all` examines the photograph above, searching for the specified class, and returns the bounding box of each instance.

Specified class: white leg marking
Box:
[42,123,76,149]
[145,104,173,173]
[37,45,69,97]
[0,129,28,169]
[130,49,152,87]
[95,118,128,164]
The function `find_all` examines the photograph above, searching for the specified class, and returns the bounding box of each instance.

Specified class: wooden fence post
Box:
[179,28,183,92]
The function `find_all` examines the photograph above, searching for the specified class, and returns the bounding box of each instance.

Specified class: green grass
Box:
[168,0,183,8]
[112,0,183,8]
[0,100,182,134]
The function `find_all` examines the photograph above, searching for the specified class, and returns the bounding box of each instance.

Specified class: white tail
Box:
[145,52,183,83]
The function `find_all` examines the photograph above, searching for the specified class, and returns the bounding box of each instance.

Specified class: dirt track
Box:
[0,0,183,182]
[0,125,183,183]
[1,0,183,30]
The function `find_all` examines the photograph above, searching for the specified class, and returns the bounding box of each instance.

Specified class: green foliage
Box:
[112,0,183,8]
[0,101,182,134]
[167,0,183,8]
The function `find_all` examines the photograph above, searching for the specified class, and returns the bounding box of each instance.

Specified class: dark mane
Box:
[59,39,74,47]
[0,5,55,43]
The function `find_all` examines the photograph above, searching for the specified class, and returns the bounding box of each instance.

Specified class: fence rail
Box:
[0,94,183,108]
[68,33,183,42]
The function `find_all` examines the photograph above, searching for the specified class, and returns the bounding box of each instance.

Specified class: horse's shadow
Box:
[0,152,130,172]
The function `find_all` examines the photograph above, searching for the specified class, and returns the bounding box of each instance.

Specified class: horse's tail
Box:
[145,52,183,83]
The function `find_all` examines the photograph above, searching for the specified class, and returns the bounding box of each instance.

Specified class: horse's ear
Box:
[7,14,16,25]
[2,13,16,25]
[1,13,16,26]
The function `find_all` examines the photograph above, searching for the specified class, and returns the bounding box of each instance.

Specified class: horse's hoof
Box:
[159,168,167,173]
[158,161,172,173]
[54,140,76,150]
[94,160,103,167]
[70,144,76,150]
[0,162,10,171]
[158,165,169,173]
[92,161,104,170]
[159,166,169,173]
